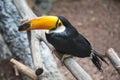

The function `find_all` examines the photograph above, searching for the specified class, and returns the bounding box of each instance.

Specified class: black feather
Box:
[91,50,108,71]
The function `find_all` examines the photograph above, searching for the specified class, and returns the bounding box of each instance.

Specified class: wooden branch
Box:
[106,48,120,75]
[40,42,66,80]
[14,0,43,76]
[29,31,44,75]
[64,58,92,80]
[10,58,37,80]
[13,65,19,76]
[54,51,93,80]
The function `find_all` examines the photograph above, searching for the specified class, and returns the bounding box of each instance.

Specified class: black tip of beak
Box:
[18,22,31,31]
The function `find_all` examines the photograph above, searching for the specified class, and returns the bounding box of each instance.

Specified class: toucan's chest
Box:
[45,28,92,57]
[46,31,74,48]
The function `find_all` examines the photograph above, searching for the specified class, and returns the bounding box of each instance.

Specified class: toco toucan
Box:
[18,16,108,71]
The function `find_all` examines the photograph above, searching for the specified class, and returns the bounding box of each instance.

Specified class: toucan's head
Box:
[18,16,71,32]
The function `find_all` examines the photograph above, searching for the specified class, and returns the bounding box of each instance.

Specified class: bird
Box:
[18,16,108,71]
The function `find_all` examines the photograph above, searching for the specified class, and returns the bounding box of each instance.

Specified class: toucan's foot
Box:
[61,54,73,65]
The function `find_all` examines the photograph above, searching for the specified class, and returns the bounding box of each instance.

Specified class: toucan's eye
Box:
[58,22,62,26]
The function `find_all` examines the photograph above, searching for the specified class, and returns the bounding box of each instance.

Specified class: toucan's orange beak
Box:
[18,16,58,31]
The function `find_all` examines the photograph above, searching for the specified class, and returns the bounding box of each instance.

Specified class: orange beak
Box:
[18,16,58,31]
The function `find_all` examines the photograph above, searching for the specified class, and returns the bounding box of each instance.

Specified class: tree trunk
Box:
[0,34,12,60]
[0,0,33,79]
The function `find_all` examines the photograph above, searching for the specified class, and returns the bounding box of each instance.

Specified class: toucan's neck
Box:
[46,25,66,34]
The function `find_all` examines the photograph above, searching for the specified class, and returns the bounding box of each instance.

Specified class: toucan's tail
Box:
[91,50,108,71]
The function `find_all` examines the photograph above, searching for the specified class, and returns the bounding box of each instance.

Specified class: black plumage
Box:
[46,16,108,70]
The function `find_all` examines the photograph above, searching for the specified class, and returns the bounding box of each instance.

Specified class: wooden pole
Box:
[29,31,44,75]
[10,58,37,80]
[14,0,43,76]
[54,51,93,80]
[106,48,120,75]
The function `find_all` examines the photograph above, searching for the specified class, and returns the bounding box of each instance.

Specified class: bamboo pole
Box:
[106,48,120,75]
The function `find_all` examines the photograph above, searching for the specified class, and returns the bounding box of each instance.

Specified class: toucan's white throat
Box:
[46,25,66,34]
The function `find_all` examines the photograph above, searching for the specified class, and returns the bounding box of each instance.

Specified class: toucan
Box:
[18,16,108,71]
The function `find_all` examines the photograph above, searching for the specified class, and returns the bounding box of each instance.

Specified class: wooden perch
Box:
[106,48,120,75]
[10,58,37,80]
[14,0,93,80]
[54,51,93,80]
[28,31,43,75]
[64,58,92,80]
[14,0,43,76]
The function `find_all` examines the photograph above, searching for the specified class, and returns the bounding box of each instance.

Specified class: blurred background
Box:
[0,0,120,80]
